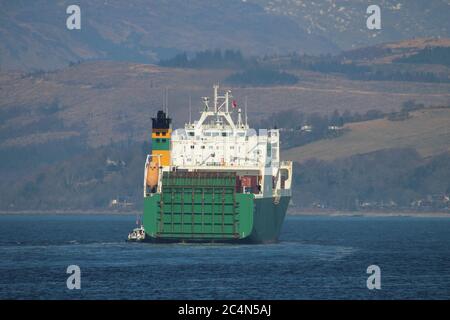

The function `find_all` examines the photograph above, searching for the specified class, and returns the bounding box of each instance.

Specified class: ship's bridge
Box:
[170,85,280,169]
[171,127,279,168]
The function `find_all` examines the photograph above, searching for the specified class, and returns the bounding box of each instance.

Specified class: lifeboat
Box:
[146,160,159,191]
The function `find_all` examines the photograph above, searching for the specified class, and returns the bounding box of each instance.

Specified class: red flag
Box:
[232,100,237,108]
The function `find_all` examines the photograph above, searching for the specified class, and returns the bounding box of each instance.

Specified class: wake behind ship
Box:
[140,85,292,243]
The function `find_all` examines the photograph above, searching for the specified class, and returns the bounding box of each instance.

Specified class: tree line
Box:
[158,48,450,85]
[225,68,298,86]
[256,100,431,149]
[256,108,386,149]
[395,46,450,67]
[293,148,450,212]
[159,49,256,69]
[286,53,450,83]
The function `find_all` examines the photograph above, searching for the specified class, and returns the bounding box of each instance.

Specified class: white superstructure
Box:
[165,85,292,199]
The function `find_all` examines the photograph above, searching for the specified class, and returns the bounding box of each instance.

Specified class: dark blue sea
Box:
[1,214,449,300]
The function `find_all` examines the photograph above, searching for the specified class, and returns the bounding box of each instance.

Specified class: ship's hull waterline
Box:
[143,194,290,244]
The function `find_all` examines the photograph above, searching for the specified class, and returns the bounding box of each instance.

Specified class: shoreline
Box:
[1,209,450,218]
[288,209,450,218]
[0,210,138,215]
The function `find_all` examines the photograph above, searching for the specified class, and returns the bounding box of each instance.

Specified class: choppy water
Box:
[0,214,449,299]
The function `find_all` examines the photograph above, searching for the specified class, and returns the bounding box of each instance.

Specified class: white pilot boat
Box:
[127,225,146,241]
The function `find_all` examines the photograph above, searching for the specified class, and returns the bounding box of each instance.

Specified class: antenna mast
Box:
[237,108,243,127]
[214,84,220,124]
[189,93,192,125]
[245,96,248,127]
[165,87,169,116]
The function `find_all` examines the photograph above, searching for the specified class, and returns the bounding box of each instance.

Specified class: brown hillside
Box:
[282,107,450,163]
[1,61,450,148]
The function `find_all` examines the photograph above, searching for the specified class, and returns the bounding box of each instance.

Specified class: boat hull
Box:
[142,194,290,244]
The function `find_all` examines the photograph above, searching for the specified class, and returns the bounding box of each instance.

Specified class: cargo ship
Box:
[140,85,292,243]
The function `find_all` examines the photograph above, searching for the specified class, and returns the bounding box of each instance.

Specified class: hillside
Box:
[283,107,450,163]
[1,61,450,152]
[3,108,450,212]
[2,1,450,71]
[251,0,450,50]
[1,35,450,212]
[0,0,336,71]
[341,38,450,64]
[292,148,450,211]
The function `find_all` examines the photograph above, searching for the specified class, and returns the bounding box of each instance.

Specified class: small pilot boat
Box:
[127,225,146,241]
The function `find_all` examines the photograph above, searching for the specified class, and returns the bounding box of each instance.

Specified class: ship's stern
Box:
[143,172,255,242]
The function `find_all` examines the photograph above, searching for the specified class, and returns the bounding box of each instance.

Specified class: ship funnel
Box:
[151,110,172,166]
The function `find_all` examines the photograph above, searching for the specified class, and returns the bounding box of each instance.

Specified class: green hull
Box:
[143,194,290,243]
[143,195,289,244]
[143,172,289,243]
[246,196,290,243]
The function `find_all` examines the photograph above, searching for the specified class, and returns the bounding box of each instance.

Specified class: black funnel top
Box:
[152,110,171,129]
